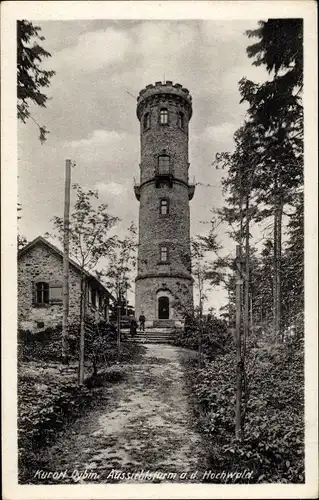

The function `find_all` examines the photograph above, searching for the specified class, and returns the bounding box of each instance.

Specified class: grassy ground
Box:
[19,344,208,484]
[18,339,145,483]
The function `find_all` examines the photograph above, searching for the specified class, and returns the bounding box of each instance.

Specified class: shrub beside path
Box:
[31,344,207,483]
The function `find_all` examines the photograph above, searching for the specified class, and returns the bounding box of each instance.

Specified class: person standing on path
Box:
[139,312,146,332]
[130,317,138,338]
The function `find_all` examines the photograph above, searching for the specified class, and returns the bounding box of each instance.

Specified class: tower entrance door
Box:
[158,296,169,319]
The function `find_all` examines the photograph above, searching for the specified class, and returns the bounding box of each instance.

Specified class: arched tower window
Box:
[158,154,170,174]
[160,198,169,215]
[178,111,185,129]
[36,282,49,305]
[160,108,168,124]
[160,245,168,262]
[143,112,150,130]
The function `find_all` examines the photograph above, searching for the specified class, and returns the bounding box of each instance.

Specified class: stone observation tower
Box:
[134,81,195,327]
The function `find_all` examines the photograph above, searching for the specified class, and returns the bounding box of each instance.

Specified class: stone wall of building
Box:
[18,243,106,332]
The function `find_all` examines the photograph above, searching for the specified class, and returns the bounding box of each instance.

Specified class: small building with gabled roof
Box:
[18,236,113,332]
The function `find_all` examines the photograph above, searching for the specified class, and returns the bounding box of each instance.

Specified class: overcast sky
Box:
[18,19,268,311]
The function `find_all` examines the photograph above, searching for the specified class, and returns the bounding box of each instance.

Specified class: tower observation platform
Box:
[134,81,195,327]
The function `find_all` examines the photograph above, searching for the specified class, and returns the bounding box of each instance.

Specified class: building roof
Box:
[18,236,114,300]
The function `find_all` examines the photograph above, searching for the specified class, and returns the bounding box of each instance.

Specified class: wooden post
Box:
[250,294,254,331]
[235,244,242,440]
[125,284,128,316]
[78,275,85,386]
[198,288,203,366]
[117,301,121,357]
[62,159,71,365]
[116,283,121,357]
[243,192,250,358]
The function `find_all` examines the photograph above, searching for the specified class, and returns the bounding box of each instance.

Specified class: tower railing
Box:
[133,177,141,200]
[187,176,196,200]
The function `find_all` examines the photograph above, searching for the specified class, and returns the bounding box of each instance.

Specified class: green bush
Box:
[18,318,144,377]
[186,337,304,483]
[173,315,232,360]
[18,326,65,361]
[18,365,94,483]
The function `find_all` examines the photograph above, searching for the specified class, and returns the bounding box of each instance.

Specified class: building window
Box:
[160,245,168,262]
[99,293,103,309]
[160,199,169,215]
[143,112,150,130]
[50,285,63,304]
[158,154,170,174]
[160,108,168,124]
[178,112,185,129]
[90,289,97,307]
[36,282,49,305]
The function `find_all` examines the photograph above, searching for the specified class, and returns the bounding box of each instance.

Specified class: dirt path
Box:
[34,344,207,484]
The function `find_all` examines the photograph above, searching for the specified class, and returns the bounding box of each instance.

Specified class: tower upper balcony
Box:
[136,81,193,122]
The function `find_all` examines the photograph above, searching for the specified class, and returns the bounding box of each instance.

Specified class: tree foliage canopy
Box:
[17,20,55,142]
[102,223,137,301]
[246,19,303,85]
[206,18,304,344]
[51,184,119,272]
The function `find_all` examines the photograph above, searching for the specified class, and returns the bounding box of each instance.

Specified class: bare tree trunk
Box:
[198,300,203,367]
[124,283,128,316]
[198,279,203,365]
[277,198,283,341]
[235,244,242,440]
[273,204,278,342]
[228,288,232,327]
[78,274,85,386]
[250,294,254,331]
[243,193,250,358]
[117,292,121,358]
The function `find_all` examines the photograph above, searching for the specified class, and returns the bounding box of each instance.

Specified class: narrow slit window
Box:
[160,199,169,215]
[158,155,170,174]
[160,245,168,262]
[160,108,168,124]
[178,112,185,129]
[143,112,150,130]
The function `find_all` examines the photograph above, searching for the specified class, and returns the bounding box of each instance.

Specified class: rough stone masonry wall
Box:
[135,276,193,323]
[137,182,191,277]
[135,83,194,323]
[19,244,82,332]
[140,101,190,184]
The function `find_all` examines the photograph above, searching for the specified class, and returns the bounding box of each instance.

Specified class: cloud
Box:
[94,181,127,197]
[200,20,256,42]
[65,129,138,174]
[201,122,238,148]
[52,28,130,73]
[68,129,123,149]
